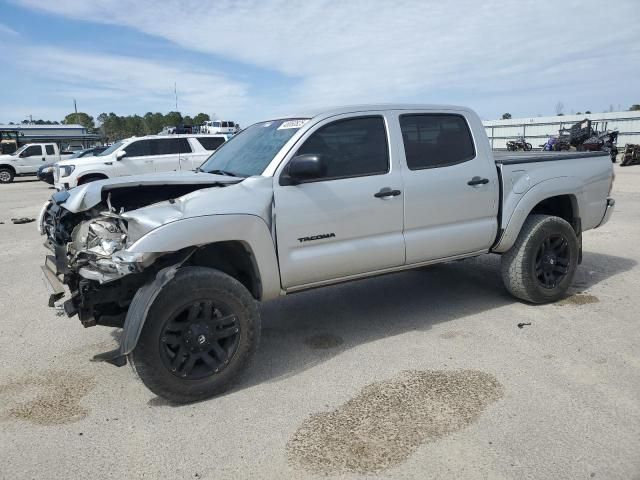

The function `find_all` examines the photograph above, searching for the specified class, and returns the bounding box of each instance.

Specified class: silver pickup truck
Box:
[39,104,615,402]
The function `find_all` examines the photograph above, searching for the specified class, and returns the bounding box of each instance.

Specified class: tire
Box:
[130,266,260,403]
[524,143,533,151]
[0,167,15,183]
[501,215,579,304]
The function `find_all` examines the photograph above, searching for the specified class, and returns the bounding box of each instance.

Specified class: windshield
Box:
[199,118,309,177]
[98,140,125,156]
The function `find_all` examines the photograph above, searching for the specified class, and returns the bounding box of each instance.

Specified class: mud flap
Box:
[92,250,194,367]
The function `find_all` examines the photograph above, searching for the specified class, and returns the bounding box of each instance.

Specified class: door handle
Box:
[467,176,489,186]
[374,188,401,198]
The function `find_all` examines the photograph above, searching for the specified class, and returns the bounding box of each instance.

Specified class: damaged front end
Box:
[39,175,235,330]
[41,195,165,329]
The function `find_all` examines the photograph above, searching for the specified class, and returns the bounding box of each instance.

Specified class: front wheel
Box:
[501,215,579,303]
[524,142,533,151]
[0,167,15,183]
[130,267,261,403]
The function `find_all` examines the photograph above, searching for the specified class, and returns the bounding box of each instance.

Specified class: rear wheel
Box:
[0,167,15,183]
[130,267,260,403]
[524,142,533,151]
[501,215,578,303]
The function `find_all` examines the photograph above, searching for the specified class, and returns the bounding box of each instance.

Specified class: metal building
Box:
[483,111,640,150]
[0,123,101,149]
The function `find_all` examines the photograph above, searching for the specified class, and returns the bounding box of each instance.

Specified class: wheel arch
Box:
[77,172,109,184]
[128,214,281,301]
[494,177,584,253]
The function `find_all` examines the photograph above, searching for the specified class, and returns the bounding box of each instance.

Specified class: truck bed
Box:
[494,151,609,165]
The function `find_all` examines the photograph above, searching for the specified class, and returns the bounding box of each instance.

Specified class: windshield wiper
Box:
[206,169,243,177]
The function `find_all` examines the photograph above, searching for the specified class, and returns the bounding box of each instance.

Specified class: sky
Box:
[0,0,638,126]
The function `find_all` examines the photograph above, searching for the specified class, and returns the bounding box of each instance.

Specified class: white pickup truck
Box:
[53,134,228,189]
[39,104,615,402]
[0,143,71,183]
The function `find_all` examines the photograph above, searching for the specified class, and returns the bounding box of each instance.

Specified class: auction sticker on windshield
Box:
[278,119,309,130]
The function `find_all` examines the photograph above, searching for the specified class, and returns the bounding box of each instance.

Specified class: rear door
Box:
[397,111,499,263]
[273,113,405,289]
[44,144,58,163]
[150,138,186,172]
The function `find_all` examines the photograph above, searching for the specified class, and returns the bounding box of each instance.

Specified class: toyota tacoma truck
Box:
[39,105,615,403]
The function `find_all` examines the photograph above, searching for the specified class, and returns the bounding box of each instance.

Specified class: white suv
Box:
[54,134,227,189]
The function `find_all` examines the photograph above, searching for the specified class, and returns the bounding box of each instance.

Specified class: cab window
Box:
[400,114,475,169]
[295,116,389,181]
[23,145,43,157]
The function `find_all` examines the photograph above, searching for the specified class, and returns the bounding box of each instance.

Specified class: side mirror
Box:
[116,150,127,160]
[19,152,26,158]
[283,154,326,185]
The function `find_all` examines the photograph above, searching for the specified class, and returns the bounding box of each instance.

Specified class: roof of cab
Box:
[275,104,474,122]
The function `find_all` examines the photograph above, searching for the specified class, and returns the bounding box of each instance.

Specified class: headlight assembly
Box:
[59,165,75,177]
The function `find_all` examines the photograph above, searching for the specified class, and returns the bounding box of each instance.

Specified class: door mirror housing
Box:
[282,154,326,185]
[116,150,127,160]
[19,152,26,158]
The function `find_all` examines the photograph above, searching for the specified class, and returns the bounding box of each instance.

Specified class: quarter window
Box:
[45,145,55,155]
[196,137,226,150]
[400,114,475,169]
[295,116,389,180]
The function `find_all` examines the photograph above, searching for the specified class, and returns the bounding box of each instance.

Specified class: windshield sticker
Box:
[277,119,309,130]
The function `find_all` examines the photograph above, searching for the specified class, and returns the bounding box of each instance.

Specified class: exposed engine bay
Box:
[41,179,236,328]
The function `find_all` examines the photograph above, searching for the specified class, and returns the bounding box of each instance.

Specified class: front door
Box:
[120,140,155,174]
[19,145,45,173]
[397,112,499,263]
[274,114,405,289]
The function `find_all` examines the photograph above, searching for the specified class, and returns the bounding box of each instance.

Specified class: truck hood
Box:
[59,171,242,213]
[120,175,275,241]
[0,154,17,162]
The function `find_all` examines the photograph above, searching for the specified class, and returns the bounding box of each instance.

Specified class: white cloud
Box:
[18,47,249,116]
[12,0,640,118]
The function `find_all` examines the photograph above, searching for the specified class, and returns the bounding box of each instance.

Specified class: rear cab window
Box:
[45,145,55,155]
[400,114,475,169]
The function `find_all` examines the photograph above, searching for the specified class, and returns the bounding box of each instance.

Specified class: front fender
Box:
[493,176,584,253]
[128,214,281,300]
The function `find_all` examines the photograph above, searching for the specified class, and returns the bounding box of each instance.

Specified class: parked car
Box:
[0,143,72,183]
[53,134,227,189]
[201,120,239,135]
[39,104,615,403]
[37,146,108,184]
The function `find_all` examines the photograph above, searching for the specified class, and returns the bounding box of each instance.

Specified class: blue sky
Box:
[1,0,639,125]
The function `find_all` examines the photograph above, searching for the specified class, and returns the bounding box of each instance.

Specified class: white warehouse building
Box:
[483,111,640,150]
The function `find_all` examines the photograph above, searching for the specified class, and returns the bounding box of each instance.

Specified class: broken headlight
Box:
[72,216,127,259]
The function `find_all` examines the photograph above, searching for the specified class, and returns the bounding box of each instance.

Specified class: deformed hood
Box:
[60,171,241,213]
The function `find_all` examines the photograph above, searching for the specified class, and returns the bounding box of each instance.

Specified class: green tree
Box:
[63,112,95,130]
[501,113,512,119]
[164,111,183,127]
[183,115,194,125]
[630,104,640,111]
[193,113,210,125]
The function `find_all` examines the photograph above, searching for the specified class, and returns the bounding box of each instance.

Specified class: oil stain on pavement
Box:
[557,293,600,306]
[287,370,503,474]
[0,370,96,426]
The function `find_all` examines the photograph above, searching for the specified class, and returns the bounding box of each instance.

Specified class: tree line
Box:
[6,111,212,142]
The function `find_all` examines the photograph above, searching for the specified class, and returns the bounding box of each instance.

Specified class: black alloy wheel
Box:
[534,233,570,289]
[159,300,241,380]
